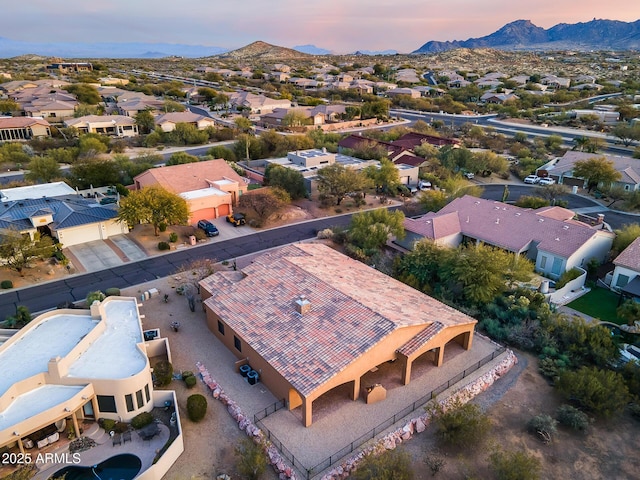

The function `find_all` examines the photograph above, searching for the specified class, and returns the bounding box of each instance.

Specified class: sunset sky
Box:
[3,0,639,53]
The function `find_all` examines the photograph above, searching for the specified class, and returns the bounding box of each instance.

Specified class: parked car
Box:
[524,175,541,184]
[538,177,556,185]
[99,197,118,205]
[464,172,475,179]
[197,220,219,237]
[226,213,246,227]
[418,180,432,191]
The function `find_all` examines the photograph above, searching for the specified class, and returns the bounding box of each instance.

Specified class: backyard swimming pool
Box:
[50,453,142,480]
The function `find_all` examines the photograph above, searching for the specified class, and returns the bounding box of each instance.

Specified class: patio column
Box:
[71,411,80,438]
[91,397,100,419]
[434,346,444,367]
[302,397,313,427]
[462,331,473,350]
[351,377,361,401]
[400,355,412,385]
[16,438,24,455]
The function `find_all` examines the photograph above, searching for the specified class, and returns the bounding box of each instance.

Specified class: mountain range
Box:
[413,19,640,53]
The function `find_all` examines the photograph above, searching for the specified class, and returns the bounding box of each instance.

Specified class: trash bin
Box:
[239,364,251,377]
[189,235,197,246]
[247,370,259,385]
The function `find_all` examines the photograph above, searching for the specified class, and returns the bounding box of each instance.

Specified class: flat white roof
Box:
[0,313,97,397]
[180,186,228,200]
[67,299,147,379]
[0,182,76,202]
[0,385,84,431]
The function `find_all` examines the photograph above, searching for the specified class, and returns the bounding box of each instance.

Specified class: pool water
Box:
[51,453,142,480]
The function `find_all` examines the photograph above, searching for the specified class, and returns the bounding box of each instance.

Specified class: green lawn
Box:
[566,287,624,324]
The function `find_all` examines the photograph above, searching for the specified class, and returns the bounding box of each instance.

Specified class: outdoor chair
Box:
[123,431,131,443]
[112,433,122,446]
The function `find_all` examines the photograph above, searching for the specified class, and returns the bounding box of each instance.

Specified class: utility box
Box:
[189,235,196,246]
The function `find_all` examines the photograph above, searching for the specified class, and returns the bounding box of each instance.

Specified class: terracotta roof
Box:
[614,237,640,271]
[134,159,245,194]
[154,111,210,125]
[201,243,475,396]
[392,132,459,148]
[404,211,461,239]
[337,134,407,159]
[404,195,611,258]
[397,322,444,357]
[0,117,50,128]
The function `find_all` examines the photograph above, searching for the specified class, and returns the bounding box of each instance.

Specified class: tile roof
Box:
[134,159,245,194]
[391,132,459,148]
[201,243,474,396]
[550,151,640,186]
[614,237,640,272]
[397,322,444,357]
[154,111,210,125]
[404,195,610,258]
[0,117,51,129]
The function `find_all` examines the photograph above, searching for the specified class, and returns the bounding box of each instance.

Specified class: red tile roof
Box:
[614,237,640,271]
[201,243,475,396]
[0,117,51,128]
[397,322,444,357]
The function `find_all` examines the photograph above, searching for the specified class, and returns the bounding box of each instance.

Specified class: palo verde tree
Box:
[316,163,372,205]
[346,208,405,260]
[0,230,56,276]
[572,156,621,192]
[117,186,189,236]
[364,158,402,194]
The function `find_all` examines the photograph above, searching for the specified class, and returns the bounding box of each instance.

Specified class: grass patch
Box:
[567,287,624,324]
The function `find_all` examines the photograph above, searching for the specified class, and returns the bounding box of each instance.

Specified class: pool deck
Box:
[32,420,170,480]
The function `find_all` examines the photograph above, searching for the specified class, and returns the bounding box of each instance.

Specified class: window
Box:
[145,384,150,403]
[540,256,547,269]
[234,335,242,352]
[97,395,117,413]
[616,274,630,288]
[136,389,144,409]
[218,320,225,335]
[125,394,134,412]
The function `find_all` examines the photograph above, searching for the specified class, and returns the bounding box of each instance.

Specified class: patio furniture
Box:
[112,433,122,446]
[123,431,131,443]
[138,422,160,442]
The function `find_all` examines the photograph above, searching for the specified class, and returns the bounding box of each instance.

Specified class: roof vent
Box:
[555,237,560,241]
[515,213,521,216]
[295,295,311,315]
[563,225,569,230]
[495,218,500,224]
[538,218,544,222]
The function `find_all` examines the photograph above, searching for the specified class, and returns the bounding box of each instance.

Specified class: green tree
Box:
[316,163,373,205]
[71,158,121,188]
[186,393,207,422]
[572,156,621,192]
[545,134,564,151]
[282,110,310,127]
[264,164,307,199]
[557,366,630,417]
[418,177,483,212]
[346,209,405,258]
[134,109,156,134]
[207,145,237,162]
[360,98,390,120]
[617,300,640,326]
[351,449,413,480]
[514,195,549,209]
[489,448,541,480]
[234,116,254,133]
[166,123,208,145]
[365,158,402,194]
[25,156,62,183]
[613,224,640,255]
[235,438,267,480]
[430,398,491,448]
[612,124,640,147]
[78,136,108,158]
[63,83,101,104]
[166,151,199,165]
[117,186,189,236]
[0,99,19,114]
[0,231,56,276]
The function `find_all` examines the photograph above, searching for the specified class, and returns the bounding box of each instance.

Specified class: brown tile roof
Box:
[337,134,407,159]
[404,211,461,239]
[391,132,459,148]
[0,117,51,128]
[404,195,610,258]
[614,237,640,271]
[201,243,475,396]
[397,322,444,357]
[134,159,245,194]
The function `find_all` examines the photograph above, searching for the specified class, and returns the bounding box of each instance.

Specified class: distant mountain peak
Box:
[413,18,640,53]
[219,40,312,60]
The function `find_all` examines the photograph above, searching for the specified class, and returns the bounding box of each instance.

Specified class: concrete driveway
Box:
[66,235,147,272]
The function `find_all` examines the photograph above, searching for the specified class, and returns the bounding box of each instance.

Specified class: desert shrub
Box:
[154,360,173,387]
[187,394,208,422]
[555,267,583,289]
[86,290,105,305]
[185,375,197,388]
[131,412,154,429]
[431,398,491,448]
[527,414,557,442]
[105,287,120,297]
[114,421,129,433]
[235,437,267,480]
[514,195,549,209]
[192,228,207,241]
[158,222,167,232]
[351,449,413,480]
[158,241,170,251]
[556,366,630,417]
[182,370,194,378]
[1,280,13,289]
[3,465,37,479]
[556,404,590,432]
[100,418,116,432]
[489,448,541,480]
[169,232,178,242]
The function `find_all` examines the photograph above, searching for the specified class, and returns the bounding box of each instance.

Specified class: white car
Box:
[538,177,556,185]
[524,175,540,184]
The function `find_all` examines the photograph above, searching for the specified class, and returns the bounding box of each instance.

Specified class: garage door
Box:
[57,224,102,248]
[217,204,230,217]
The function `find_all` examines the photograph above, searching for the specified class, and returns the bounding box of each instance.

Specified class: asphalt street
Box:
[0,215,353,317]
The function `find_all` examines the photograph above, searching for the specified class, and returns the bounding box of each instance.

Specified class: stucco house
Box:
[0,117,51,141]
[133,160,248,223]
[64,115,139,137]
[200,243,477,427]
[227,91,291,114]
[400,196,614,279]
[0,194,128,248]
[610,237,640,291]
[154,111,216,132]
[0,297,183,478]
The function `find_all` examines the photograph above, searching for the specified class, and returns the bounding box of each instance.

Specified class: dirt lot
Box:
[399,351,640,479]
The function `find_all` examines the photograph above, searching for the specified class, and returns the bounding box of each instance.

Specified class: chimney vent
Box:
[295,295,311,315]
